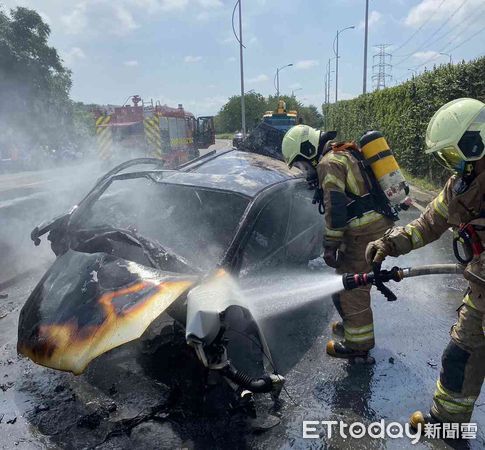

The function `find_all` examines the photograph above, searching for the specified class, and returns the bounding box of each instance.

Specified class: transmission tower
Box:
[372,44,392,90]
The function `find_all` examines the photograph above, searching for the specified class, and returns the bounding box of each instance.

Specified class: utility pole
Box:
[372,44,392,90]
[238,0,246,136]
[363,0,369,94]
[326,57,336,103]
[333,26,355,104]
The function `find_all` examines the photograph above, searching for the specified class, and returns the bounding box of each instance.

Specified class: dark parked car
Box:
[18,149,324,403]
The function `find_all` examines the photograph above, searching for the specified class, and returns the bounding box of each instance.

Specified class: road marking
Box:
[0,179,53,193]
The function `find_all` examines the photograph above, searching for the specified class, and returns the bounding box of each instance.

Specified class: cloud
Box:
[61,2,88,35]
[358,10,382,30]
[197,0,223,8]
[184,55,203,63]
[412,50,441,62]
[62,47,86,65]
[405,0,483,28]
[295,60,319,70]
[226,56,237,62]
[186,95,227,115]
[247,74,269,84]
[114,5,138,33]
[132,0,188,12]
[124,60,139,66]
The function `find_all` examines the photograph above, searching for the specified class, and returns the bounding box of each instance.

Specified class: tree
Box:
[214,93,324,133]
[0,6,87,157]
[216,92,267,133]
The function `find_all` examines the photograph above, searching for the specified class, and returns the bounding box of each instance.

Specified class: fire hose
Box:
[342,263,465,301]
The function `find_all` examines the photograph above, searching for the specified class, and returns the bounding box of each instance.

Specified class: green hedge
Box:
[325,57,485,184]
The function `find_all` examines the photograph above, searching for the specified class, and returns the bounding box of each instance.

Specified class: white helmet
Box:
[426,98,485,172]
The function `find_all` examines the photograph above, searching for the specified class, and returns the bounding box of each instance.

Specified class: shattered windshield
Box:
[77,177,250,271]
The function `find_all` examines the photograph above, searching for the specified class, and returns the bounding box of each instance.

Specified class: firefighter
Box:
[282,125,394,360]
[366,98,485,427]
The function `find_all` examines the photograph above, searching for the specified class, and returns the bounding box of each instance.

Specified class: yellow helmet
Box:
[281,125,321,166]
[426,98,485,172]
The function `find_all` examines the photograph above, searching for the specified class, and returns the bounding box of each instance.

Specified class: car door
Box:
[239,189,291,276]
[285,182,324,264]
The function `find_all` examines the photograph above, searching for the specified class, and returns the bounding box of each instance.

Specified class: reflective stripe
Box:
[328,153,360,195]
[434,380,477,414]
[325,228,344,242]
[346,167,360,196]
[345,331,374,343]
[405,224,424,248]
[348,211,383,228]
[463,293,477,309]
[345,324,374,334]
[344,324,374,343]
[324,174,346,191]
[328,153,348,168]
[95,115,112,160]
[432,190,448,219]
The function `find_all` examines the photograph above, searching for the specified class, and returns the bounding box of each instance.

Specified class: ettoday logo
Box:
[302,420,478,443]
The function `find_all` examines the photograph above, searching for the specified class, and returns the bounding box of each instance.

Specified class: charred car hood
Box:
[17,250,197,374]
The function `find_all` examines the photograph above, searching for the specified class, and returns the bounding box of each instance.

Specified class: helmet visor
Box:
[434,146,465,172]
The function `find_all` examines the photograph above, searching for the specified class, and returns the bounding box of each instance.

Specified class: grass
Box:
[402,169,440,193]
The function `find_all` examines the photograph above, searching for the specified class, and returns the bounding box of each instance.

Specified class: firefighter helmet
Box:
[282,125,321,166]
[426,98,485,172]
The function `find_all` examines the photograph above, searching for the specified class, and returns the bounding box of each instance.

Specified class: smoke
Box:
[0,159,106,284]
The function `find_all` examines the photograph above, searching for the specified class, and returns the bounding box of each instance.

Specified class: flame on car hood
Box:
[17,251,197,374]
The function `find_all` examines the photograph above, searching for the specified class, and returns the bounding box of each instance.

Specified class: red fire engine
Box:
[93,95,215,167]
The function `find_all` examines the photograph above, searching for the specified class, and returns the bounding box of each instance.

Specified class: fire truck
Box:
[93,95,215,167]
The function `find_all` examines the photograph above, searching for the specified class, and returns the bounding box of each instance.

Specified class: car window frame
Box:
[220,178,304,276]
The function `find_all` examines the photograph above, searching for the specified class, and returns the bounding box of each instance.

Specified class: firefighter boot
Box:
[326,340,375,364]
[330,321,345,338]
[409,410,441,430]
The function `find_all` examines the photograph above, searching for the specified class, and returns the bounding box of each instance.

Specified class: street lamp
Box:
[333,25,355,103]
[407,68,418,77]
[274,63,293,97]
[440,52,452,64]
[292,87,303,97]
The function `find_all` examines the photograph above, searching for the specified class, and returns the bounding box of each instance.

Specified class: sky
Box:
[2,0,484,115]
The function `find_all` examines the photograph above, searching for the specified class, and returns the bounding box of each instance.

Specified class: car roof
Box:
[163,149,303,198]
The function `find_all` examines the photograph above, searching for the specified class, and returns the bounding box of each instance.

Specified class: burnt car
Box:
[18,149,324,402]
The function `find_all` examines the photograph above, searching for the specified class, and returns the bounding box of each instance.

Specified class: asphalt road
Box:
[0,149,484,449]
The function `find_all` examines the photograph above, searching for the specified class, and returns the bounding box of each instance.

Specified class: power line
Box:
[394,0,471,67]
[394,4,485,67]
[416,4,485,54]
[393,0,446,54]
[411,25,485,70]
[447,25,485,52]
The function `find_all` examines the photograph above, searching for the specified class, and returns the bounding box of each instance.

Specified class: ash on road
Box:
[0,149,483,449]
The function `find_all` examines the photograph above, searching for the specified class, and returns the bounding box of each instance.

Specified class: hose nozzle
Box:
[342,266,404,301]
[342,263,464,302]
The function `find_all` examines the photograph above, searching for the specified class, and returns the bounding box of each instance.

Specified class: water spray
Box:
[342,263,464,301]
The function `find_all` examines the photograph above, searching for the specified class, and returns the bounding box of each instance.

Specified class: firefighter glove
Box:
[324,243,341,268]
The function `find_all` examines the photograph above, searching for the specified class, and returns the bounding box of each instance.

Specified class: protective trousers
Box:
[431,282,485,423]
[333,222,391,351]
